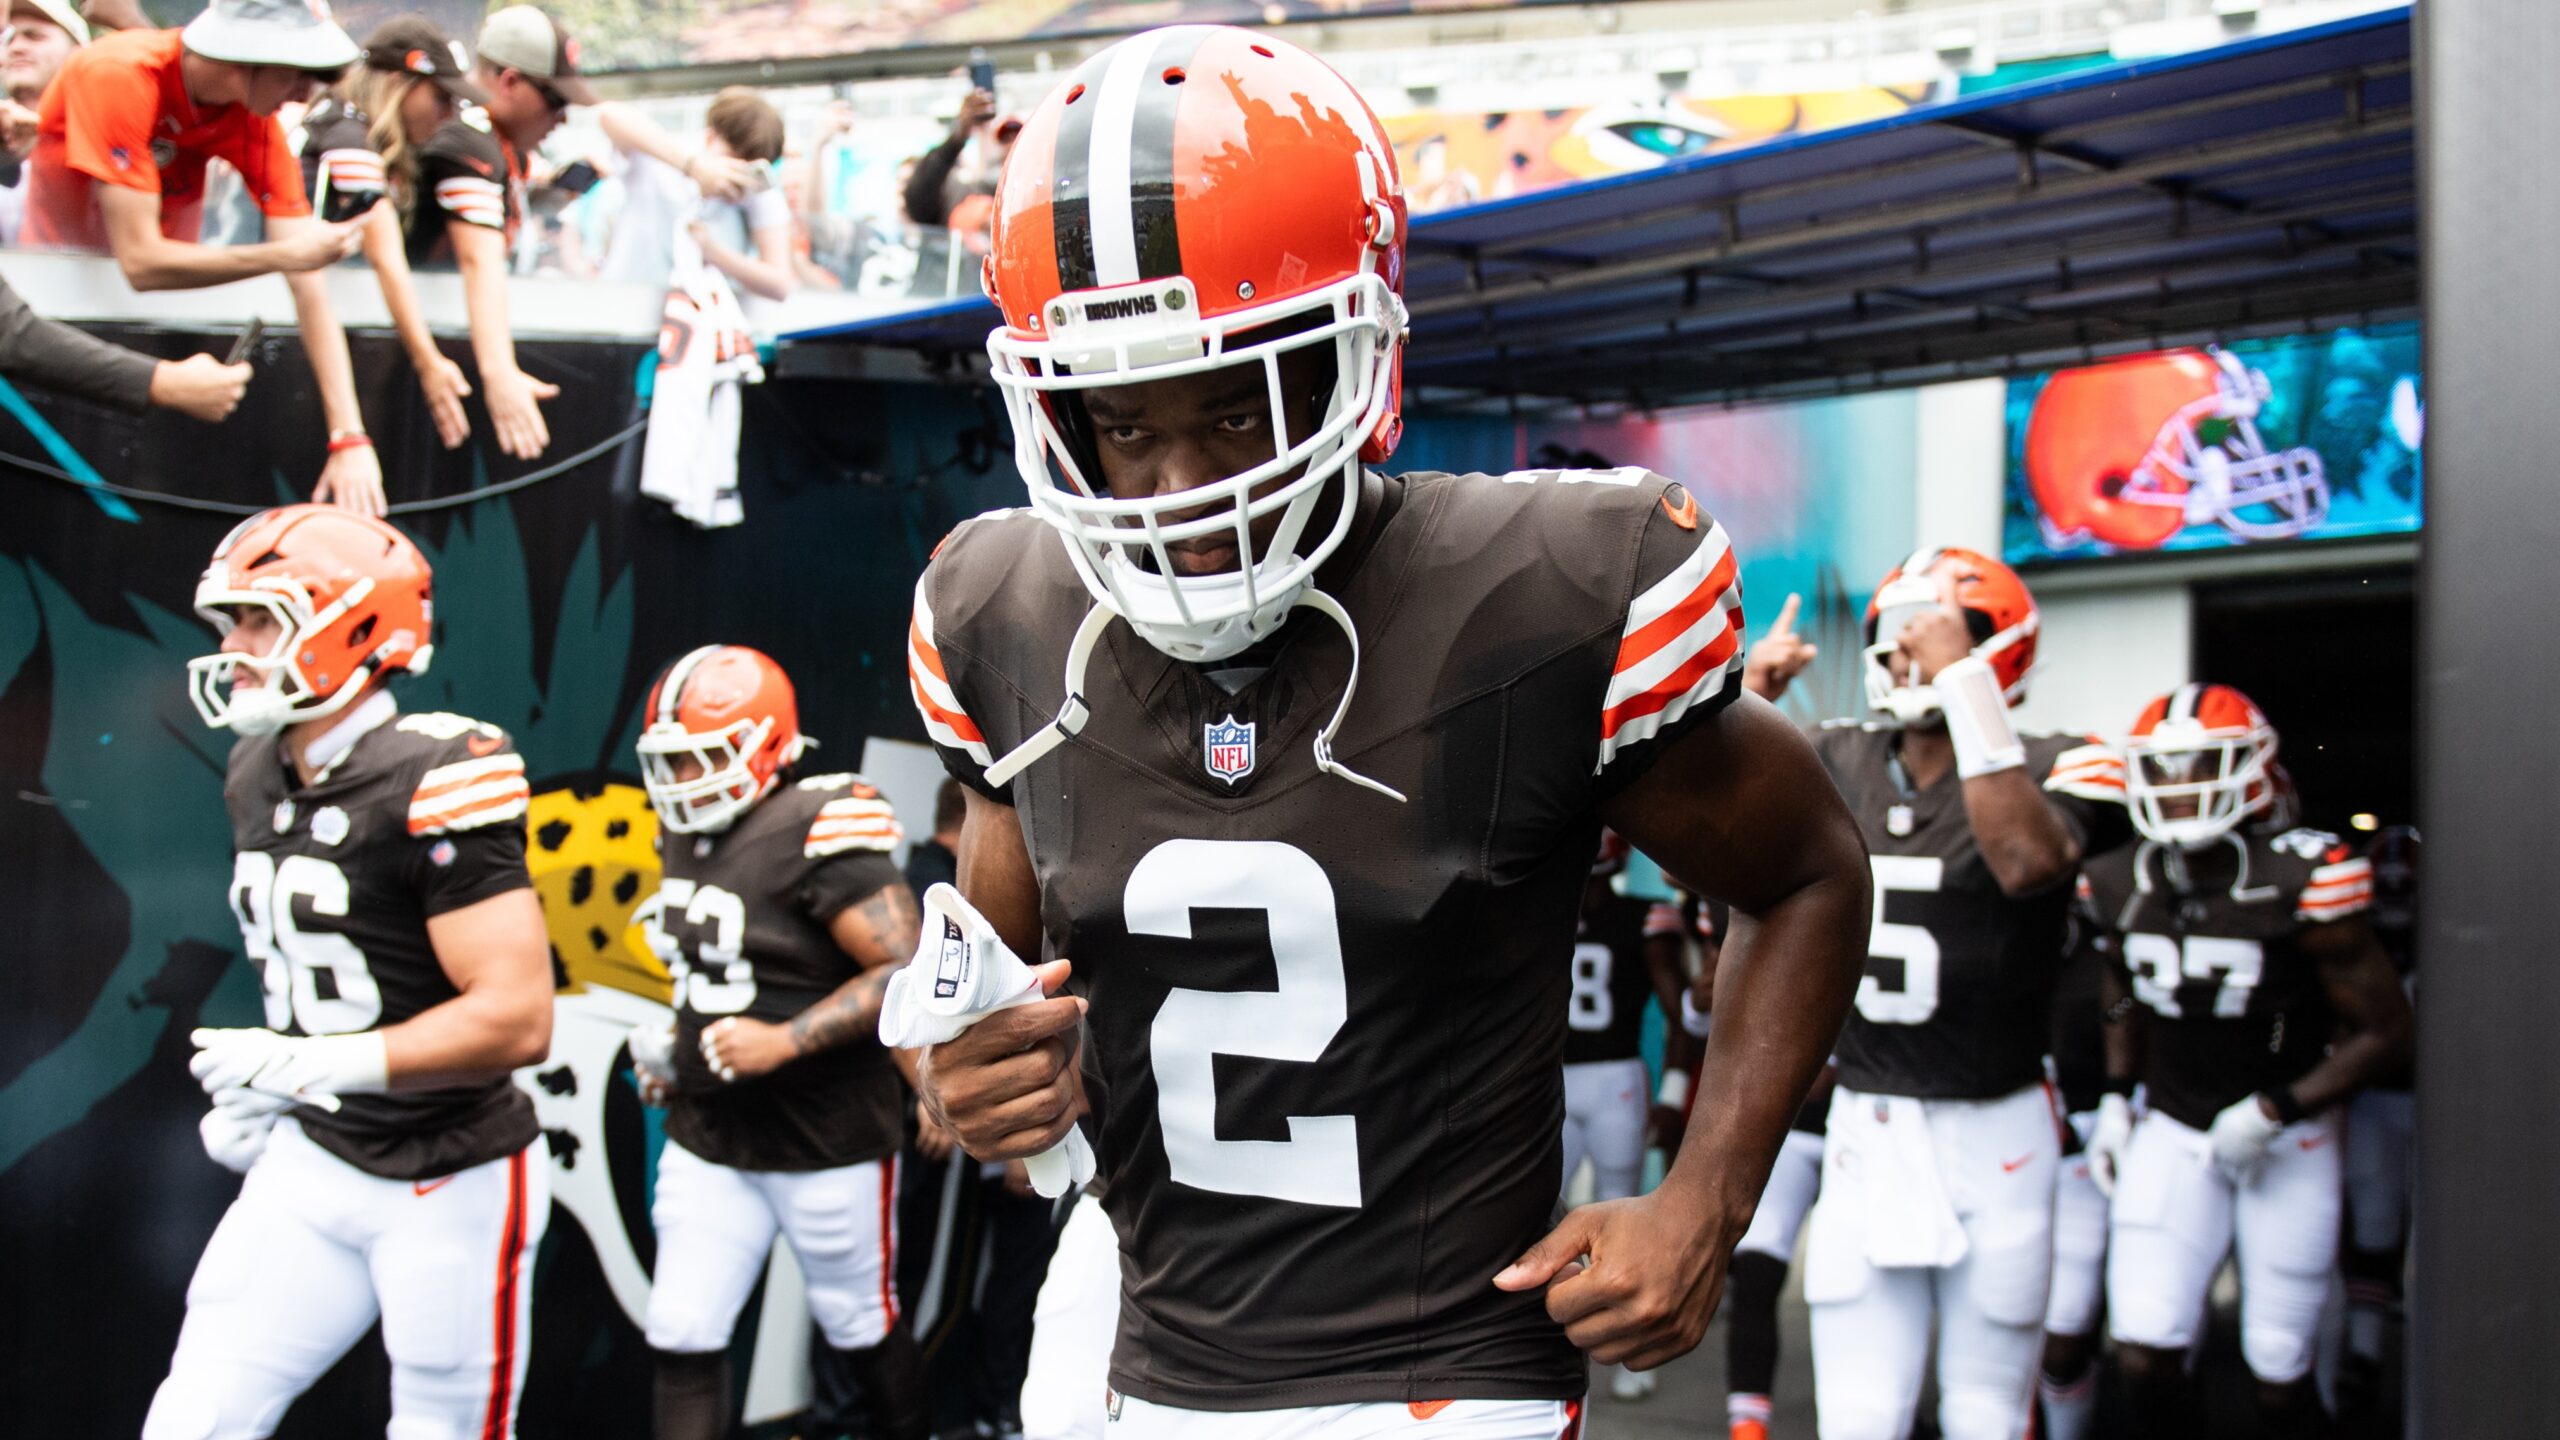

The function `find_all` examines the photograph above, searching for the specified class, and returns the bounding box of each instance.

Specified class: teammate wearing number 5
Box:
[1745,550,2130,1440]
[160,504,555,1439]
[899,26,1871,1440]
[2083,684,2411,1440]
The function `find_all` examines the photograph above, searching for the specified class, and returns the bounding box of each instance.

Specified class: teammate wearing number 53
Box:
[2084,684,2411,1440]
[901,27,1870,1439]
[1746,550,2129,1440]
[630,645,932,1440]
[156,504,554,1440]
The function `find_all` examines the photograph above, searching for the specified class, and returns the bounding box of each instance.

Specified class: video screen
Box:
[2003,322,2422,566]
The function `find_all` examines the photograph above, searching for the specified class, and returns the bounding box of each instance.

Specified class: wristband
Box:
[2262,1087,2308,1125]
[1656,1069,1692,1109]
[327,431,373,454]
[1930,654,2026,779]
[1679,989,1712,1040]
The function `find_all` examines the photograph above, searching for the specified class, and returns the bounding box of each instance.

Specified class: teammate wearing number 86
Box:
[1745,549,2130,1440]
[2083,683,2411,1440]
[902,26,1871,1439]
[154,503,556,1440]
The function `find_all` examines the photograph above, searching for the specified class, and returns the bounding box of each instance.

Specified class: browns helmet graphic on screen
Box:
[2025,348,2328,550]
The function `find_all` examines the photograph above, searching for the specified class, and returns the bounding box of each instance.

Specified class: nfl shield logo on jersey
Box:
[1204,715,1256,786]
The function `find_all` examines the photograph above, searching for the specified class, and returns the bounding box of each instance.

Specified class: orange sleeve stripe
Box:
[1600,618,1740,737]
[908,668,985,744]
[406,783,531,835]
[908,613,951,683]
[412,756,524,804]
[1613,548,1740,676]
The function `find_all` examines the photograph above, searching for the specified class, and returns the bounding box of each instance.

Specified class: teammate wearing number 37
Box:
[1746,548,2130,1440]
[153,504,555,1440]
[897,26,1870,1438]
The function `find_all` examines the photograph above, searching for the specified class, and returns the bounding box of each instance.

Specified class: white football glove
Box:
[2206,1093,2285,1183]
[2086,1092,2134,1197]
[189,1028,389,1113]
[199,1090,281,1174]
[629,1020,678,1105]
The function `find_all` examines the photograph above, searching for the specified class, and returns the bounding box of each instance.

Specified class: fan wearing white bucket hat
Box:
[21,0,389,515]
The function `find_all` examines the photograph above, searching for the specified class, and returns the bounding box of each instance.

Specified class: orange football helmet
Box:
[981,25,1408,663]
[2025,348,2328,551]
[189,504,435,736]
[2123,682,2279,850]
[637,645,811,834]
[1862,547,2039,724]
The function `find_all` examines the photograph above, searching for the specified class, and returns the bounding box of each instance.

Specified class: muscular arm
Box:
[1960,768,2082,898]
[792,884,922,1084]
[387,887,554,1088]
[2279,917,2414,1115]
[1603,693,1871,1229]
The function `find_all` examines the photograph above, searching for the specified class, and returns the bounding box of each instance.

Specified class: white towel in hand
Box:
[880,883,1096,1198]
[638,231,762,529]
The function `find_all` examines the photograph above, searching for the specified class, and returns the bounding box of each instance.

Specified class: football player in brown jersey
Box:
[156,504,556,1440]
[2086,684,2411,1439]
[1743,551,2130,1440]
[629,645,929,1440]
[894,26,1873,1440]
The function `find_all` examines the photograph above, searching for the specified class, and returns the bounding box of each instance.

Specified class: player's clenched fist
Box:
[914,958,1086,1162]
[1492,1177,1750,1371]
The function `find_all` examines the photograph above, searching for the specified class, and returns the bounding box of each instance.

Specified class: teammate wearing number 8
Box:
[2082,683,2411,1439]
[1745,549,2130,1440]
[902,26,1872,1439]
[158,503,556,1440]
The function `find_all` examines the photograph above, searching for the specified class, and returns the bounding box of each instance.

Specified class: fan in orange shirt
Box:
[22,0,387,514]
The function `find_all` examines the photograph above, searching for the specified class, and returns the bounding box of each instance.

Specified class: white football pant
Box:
[143,1119,549,1440]
[2107,1107,2340,1383]
[644,1138,899,1353]
[2045,1112,2109,1339]
[1736,1127,1824,1263]
[1022,1190,1120,1440]
[1804,1083,2059,1440]
[1108,1396,1583,1438]
[1558,1057,1648,1204]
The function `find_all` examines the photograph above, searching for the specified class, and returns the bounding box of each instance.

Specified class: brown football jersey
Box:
[1562,894,1676,1067]
[222,697,539,1180]
[650,772,909,1173]
[1816,721,2132,1101]
[2081,825,2371,1130]
[910,468,1746,1409]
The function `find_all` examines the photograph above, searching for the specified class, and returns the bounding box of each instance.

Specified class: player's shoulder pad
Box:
[2038,733,2127,803]
[797,772,902,858]
[393,712,529,837]
[917,506,1063,632]
[2272,826,2374,922]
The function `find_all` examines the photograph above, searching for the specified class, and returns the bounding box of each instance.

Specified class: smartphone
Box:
[968,47,997,98]
[552,159,601,196]
[224,318,265,366]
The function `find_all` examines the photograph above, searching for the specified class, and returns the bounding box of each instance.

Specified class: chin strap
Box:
[980,593,1405,803]
[983,603,1115,790]
[1296,588,1404,803]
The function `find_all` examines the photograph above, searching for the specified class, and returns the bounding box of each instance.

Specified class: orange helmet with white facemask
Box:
[637,645,810,834]
[189,504,435,737]
[2025,348,2329,551]
[2123,682,2279,850]
[981,25,1408,664]
[1862,548,2039,725]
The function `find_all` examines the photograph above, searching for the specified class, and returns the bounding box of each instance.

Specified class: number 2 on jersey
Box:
[1858,855,1944,1024]
[1131,839,1362,1209]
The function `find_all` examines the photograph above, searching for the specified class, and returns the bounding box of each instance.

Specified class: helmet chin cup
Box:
[1098,551,1301,665]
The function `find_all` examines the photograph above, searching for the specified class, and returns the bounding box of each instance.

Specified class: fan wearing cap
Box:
[299,22,560,458]
[2082,684,2410,1438]
[1742,550,2133,1440]
[21,0,388,514]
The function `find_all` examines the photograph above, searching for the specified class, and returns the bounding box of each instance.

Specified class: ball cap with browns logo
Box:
[180,0,360,71]
[475,5,596,106]
[359,16,490,107]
